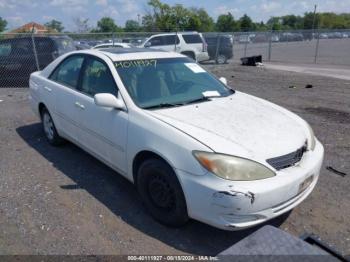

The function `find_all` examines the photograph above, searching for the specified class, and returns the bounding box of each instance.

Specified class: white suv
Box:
[140,32,209,62]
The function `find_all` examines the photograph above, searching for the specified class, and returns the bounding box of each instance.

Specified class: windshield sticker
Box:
[202,91,221,97]
[115,59,157,69]
[184,63,206,73]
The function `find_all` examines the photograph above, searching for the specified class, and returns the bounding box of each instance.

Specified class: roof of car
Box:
[98,48,185,61]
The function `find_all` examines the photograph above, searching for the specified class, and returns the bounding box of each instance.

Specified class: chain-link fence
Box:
[1,29,350,87]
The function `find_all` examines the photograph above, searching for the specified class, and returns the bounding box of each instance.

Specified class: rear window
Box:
[182,34,203,44]
[163,35,180,45]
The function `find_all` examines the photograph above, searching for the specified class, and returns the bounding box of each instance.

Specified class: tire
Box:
[41,108,64,146]
[137,158,189,227]
[182,52,196,61]
[215,54,227,64]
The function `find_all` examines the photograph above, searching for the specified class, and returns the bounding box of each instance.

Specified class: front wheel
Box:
[137,159,189,227]
[41,108,64,146]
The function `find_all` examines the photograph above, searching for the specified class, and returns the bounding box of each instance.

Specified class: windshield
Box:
[115,58,232,109]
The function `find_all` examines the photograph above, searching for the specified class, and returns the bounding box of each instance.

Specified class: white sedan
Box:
[29,48,324,230]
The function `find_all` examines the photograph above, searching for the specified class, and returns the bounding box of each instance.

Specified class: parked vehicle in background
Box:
[327,32,344,39]
[87,40,104,47]
[341,33,349,38]
[252,33,268,43]
[238,34,252,43]
[203,34,233,64]
[271,34,280,42]
[92,43,132,49]
[74,41,91,50]
[29,48,324,230]
[0,35,75,87]
[139,32,209,62]
[280,33,303,42]
[122,38,147,46]
[318,33,329,39]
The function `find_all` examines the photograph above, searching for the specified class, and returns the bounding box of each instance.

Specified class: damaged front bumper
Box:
[176,139,324,230]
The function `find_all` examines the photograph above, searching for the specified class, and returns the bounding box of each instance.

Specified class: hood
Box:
[147,92,308,161]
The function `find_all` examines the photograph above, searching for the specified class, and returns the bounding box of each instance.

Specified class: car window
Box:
[35,38,53,53]
[182,34,203,44]
[148,36,162,46]
[49,55,84,88]
[12,39,33,55]
[80,57,117,97]
[0,42,11,56]
[163,35,180,45]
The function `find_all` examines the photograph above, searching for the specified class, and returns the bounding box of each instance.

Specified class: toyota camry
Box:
[29,48,324,230]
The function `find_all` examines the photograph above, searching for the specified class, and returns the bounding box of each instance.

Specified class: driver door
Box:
[74,56,129,174]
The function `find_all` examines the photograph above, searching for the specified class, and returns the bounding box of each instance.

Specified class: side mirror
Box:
[94,93,126,110]
[219,77,227,85]
[144,41,151,48]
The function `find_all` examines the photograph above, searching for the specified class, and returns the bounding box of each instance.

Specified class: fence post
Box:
[31,33,40,71]
[244,33,248,57]
[268,30,272,61]
[314,29,320,64]
[232,32,235,62]
[215,33,221,63]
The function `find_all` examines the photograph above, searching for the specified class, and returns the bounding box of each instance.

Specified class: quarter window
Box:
[80,58,117,96]
[182,34,203,44]
[49,55,84,88]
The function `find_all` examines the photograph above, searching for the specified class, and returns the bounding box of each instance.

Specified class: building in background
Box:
[8,22,52,34]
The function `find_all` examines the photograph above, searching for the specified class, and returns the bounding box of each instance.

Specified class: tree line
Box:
[1,0,350,33]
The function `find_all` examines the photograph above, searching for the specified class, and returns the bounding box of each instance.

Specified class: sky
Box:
[1,0,350,31]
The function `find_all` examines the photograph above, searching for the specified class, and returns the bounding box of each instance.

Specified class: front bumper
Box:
[176,139,324,230]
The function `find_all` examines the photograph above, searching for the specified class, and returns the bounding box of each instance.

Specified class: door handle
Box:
[74,102,85,110]
[43,86,52,92]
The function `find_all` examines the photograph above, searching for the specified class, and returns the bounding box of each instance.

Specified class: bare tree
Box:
[72,17,91,33]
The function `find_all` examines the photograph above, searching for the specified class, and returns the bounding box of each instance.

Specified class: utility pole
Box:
[312,4,317,39]
[137,14,141,26]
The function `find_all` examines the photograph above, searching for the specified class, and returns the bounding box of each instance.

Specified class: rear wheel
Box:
[41,108,64,146]
[182,51,196,61]
[216,54,227,64]
[137,158,189,227]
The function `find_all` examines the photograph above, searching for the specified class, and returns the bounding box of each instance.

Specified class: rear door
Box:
[146,35,179,52]
[160,35,179,52]
[182,34,204,53]
[47,55,85,141]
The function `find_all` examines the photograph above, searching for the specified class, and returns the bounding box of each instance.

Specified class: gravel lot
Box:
[0,63,349,256]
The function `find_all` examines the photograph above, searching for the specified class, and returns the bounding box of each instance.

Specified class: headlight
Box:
[305,123,316,151]
[193,151,275,181]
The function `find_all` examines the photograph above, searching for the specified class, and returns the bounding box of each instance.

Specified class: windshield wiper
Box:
[143,102,182,109]
[183,96,211,105]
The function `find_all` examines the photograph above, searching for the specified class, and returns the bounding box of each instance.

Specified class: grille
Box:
[266,145,306,170]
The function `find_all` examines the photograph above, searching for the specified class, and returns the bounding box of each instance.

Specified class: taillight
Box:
[202,42,207,52]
